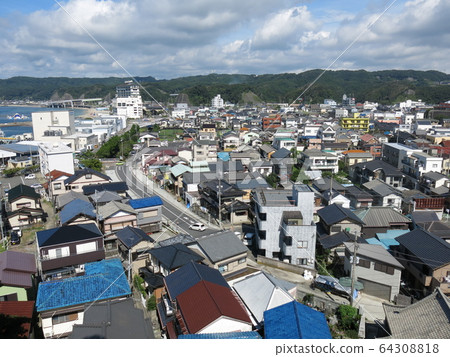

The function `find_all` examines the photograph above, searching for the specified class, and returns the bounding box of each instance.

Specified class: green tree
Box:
[337,305,360,331]
[266,172,280,188]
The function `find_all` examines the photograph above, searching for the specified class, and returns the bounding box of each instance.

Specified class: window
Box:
[258,230,266,240]
[298,241,308,249]
[238,257,246,264]
[258,212,267,221]
[218,264,228,273]
[374,262,395,275]
[357,258,371,269]
[17,202,31,209]
[48,246,70,259]
[284,236,292,246]
[54,183,61,190]
[52,312,78,325]
[85,173,92,179]
[76,241,97,254]
[297,258,308,265]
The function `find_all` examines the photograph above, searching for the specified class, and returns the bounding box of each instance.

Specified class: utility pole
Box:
[350,231,358,307]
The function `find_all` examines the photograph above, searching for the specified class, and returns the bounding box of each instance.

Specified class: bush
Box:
[337,305,360,331]
[147,295,157,311]
[133,274,146,297]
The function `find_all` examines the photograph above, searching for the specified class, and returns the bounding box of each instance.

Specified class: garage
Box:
[358,278,392,301]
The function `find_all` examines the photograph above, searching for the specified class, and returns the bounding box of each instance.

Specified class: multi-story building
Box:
[38,142,75,176]
[340,113,369,132]
[262,114,282,130]
[382,143,422,169]
[32,111,75,143]
[300,149,339,174]
[192,140,217,162]
[401,152,443,188]
[253,185,316,269]
[114,81,143,119]
[211,94,224,108]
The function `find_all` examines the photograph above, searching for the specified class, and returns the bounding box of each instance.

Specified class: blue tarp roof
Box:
[128,196,163,209]
[264,301,332,339]
[59,199,96,225]
[36,259,131,312]
[217,152,230,161]
[164,261,229,300]
[178,331,261,339]
[365,237,388,248]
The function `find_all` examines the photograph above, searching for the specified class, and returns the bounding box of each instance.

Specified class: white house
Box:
[39,142,75,176]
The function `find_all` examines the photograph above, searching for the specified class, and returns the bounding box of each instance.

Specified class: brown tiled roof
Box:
[176,281,251,334]
[0,301,35,338]
[0,251,36,288]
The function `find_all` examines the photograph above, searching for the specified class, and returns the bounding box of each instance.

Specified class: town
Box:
[0,80,449,340]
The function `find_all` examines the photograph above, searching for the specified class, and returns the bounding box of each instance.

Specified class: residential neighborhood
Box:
[1,84,450,341]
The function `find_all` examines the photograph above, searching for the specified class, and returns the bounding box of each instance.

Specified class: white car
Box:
[189,222,206,231]
[31,183,43,189]
[25,174,35,179]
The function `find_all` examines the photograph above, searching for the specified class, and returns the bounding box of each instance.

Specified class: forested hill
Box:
[1,70,450,106]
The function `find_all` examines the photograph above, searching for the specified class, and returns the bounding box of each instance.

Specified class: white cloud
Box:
[0,0,448,79]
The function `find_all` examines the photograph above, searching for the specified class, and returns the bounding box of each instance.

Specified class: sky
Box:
[0,0,449,79]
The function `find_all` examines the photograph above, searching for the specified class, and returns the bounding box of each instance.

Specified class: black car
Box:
[10,231,20,245]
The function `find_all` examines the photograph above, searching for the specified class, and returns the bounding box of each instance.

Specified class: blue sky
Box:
[0,0,448,79]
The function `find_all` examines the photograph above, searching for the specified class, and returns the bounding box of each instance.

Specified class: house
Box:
[252,185,316,268]
[178,331,261,339]
[394,229,450,296]
[69,297,153,339]
[317,203,365,237]
[383,288,450,339]
[312,177,346,193]
[64,168,111,193]
[98,201,137,234]
[59,199,97,226]
[35,223,105,279]
[344,185,374,209]
[0,251,36,301]
[221,132,240,151]
[82,181,129,197]
[128,196,164,234]
[116,226,155,276]
[160,262,252,338]
[300,149,339,174]
[6,184,44,228]
[36,259,131,339]
[401,152,443,188]
[192,140,217,162]
[321,190,351,208]
[317,125,336,142]
[350,160,405,188]
[418,171,450,195]
[148,243,204,277]
[89,190,123,206]
[55,190,90,211]
[230,271,296,327]
[0,301,35,338]
[354,207,411,237]
[343,150,373,166]
[273,137,297,151]
[264,301,332,339]
[362,179,402,211]
[189,230,248,275]
[343,242,403,301]
[45,169,73,201]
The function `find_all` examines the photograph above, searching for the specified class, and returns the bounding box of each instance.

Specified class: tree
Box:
[78,150,103,171]
[266,172,280,188]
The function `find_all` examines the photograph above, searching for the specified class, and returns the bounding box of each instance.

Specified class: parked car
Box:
[189,222,206,231]
[10,231,20,245]
[243,232,254,246]
[12,227,22,238]
[25,173,36,179]
[31,183,43,189]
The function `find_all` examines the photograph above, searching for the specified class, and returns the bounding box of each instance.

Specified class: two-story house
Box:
[64,168,111,193]
[7,184,45,228]
[300,149,339,174]
[35,223,105,279]
[128,196,163,233]
[192,140,217,162]
[344,242,403,301]
[98,201,137,234]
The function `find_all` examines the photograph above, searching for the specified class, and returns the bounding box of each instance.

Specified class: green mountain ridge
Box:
[1,70,449,105]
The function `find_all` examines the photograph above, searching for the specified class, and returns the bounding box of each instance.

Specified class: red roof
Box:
[46,169,73,182]
[0,301,35,338]
[176,281,251,334]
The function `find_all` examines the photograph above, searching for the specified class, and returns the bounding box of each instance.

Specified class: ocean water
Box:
[0,106,87,137]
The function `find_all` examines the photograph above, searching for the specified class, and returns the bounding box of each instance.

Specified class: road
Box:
[114,161,220,239]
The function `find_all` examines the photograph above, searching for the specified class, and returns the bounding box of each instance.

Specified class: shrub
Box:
[337,305,360,331]
[147,295,157,311]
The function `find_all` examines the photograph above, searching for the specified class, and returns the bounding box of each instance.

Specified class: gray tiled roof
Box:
[383,288,450,339]
[98,201,136,219]
[56,191,90,209]
[395,229,450,269]
[195,230,247,263]
[318,203,365,226]
[344,242,404,269]
[363,179,398,196]
[354,207,410,227]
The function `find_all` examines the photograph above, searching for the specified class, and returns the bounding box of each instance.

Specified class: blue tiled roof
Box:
[164,261,229,300]
[83,181,128,195]
[36,259,131,312]
[129,196,163,209]
[59,199,96,225]
[178,331,261,339]
[264,301,332,339]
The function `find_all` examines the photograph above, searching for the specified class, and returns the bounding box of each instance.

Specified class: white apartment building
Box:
[39,142,75,176]
[63,133,99,152]
[32,111,75,143]
[253,185,316,269]
[211,94,224,109]
[114,81,143,119]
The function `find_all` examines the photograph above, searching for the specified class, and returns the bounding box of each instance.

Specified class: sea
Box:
[0,106,88,138]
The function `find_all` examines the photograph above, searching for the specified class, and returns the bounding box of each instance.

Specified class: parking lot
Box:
[0,172,43,199]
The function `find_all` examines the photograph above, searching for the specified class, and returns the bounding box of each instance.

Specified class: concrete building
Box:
[38,142,75,176]
[253,185,316,269]
[382,142,422,169]
[211,94,224,108]
[32,111,75,143]
[114,81,143,119]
